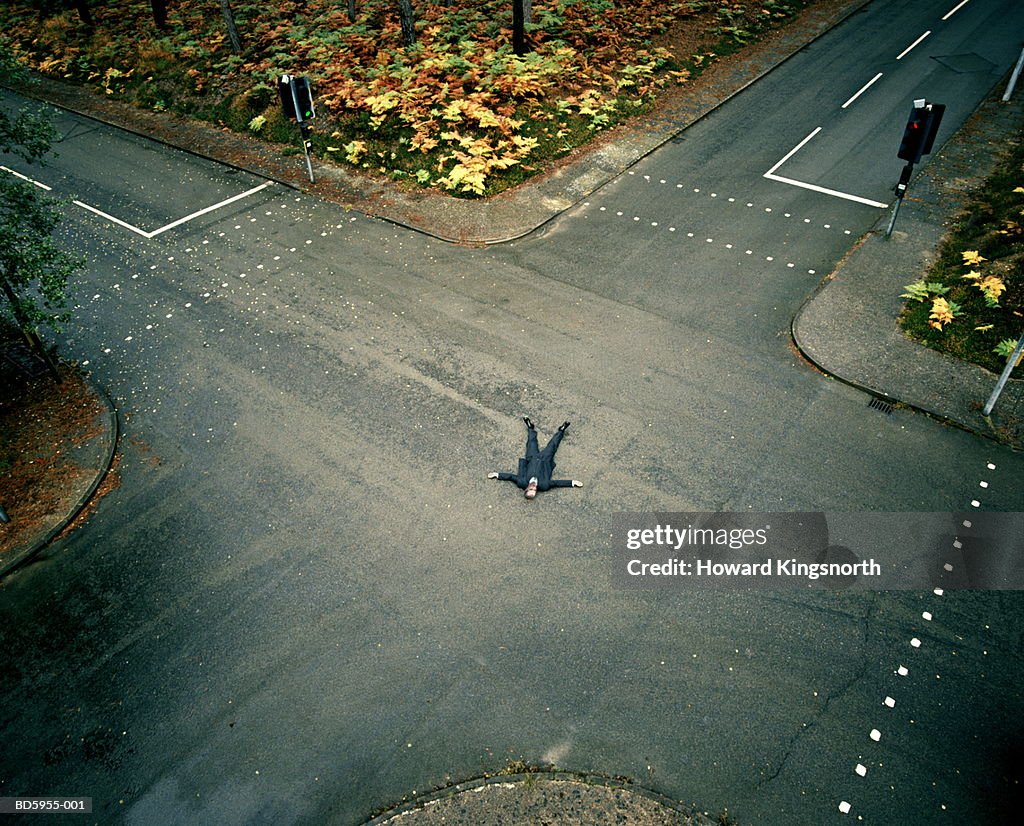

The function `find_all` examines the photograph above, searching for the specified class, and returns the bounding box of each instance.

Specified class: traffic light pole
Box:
[287,81,316,184]
[982,332,1024,417]
[298,120,315,184]
[885,162,913,238]
[280,74,317,184]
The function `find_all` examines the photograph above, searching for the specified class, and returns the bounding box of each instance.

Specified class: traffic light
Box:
[897,100,944,164]
[278,75,316,123]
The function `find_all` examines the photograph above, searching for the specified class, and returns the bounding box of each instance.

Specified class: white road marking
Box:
[1,165,53,191]
[73,199,151,237]
[897,30,932,60]
[764,128,889,208]
[765,127,821,176]
[763,172,889,208]
[842,72,884,109]
[942,0,970,21]
[76,181,274,238]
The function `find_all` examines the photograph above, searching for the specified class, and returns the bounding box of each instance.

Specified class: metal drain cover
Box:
[868,397,894,415]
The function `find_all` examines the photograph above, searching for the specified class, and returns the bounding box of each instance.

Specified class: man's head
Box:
[525,477,539,499]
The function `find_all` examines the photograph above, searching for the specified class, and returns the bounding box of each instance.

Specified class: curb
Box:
[791,233,1024,451]
[0,375,118,579]
[362,770,721,826]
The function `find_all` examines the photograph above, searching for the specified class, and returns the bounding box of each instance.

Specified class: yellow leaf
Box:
[978,275,1006,302]
[928,297,955,329]
[961,250,986,266]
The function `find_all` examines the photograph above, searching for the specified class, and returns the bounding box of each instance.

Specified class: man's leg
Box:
[540,428,564,460]
[525,427,540,459]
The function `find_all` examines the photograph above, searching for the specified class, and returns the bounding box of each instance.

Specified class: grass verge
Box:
[899,130,1024,374]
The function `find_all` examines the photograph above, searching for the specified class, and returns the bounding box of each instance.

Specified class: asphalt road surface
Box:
[2,1,1023,824]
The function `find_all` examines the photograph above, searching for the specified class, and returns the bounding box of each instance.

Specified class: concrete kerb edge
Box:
[790,233,1022,451]
[4,0,873,246]
[0,374,119,580]
[360,769,720,826]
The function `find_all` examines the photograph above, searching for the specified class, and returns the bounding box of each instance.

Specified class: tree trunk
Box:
[397,0,416,48]
[71,0,95,29]
[150,0,168,30]
[220,0,244,54]
[347,0,357,22]
[1,278,61,384]
[512,0,527,55]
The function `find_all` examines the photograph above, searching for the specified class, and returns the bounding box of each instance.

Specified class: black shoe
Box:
[523,416,535,430]
[558,421,570,432]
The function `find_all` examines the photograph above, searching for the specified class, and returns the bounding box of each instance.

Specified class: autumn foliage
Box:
[900,142,1024,373]
[1,1,807,195]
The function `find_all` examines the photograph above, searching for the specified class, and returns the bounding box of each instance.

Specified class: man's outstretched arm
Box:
[550,479,583,488]
[488,471,517,481]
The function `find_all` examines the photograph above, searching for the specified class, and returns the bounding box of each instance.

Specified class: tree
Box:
[0,48,82,382]
[35,0,93,28]
[71,0,95,29]
[397,0,416,48]
[512,0,527,55]
[150,0,169,31]
[220,0,244,53]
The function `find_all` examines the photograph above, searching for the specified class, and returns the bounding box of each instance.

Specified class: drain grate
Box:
[868,397,894,415]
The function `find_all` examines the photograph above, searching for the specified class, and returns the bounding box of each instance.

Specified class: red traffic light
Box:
[897,102,944,163]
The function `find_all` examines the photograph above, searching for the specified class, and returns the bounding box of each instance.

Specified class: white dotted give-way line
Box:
[836,456,996,819]
[80,200,362,373]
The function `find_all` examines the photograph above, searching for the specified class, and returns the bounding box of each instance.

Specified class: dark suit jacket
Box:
[497,457,574,491]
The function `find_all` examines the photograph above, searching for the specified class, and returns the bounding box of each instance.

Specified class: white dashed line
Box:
[841,72,884,109]
[942,0,970,21]
[839,458,998,819]
[897,30,932,59]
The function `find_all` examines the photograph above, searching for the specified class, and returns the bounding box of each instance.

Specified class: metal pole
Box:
[300,123,315,184]
[983,332,1024,416]
[886,163,913,238]
[885,199,902,238]
[1002,45,1024,102]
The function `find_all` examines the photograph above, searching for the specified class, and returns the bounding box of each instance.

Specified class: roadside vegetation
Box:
[899,132,1024,374]
[1,0,815,196]
[1,45,81,381]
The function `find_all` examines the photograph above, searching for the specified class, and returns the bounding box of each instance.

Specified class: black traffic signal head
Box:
[278,75,316,122]
[897,101,944,164]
